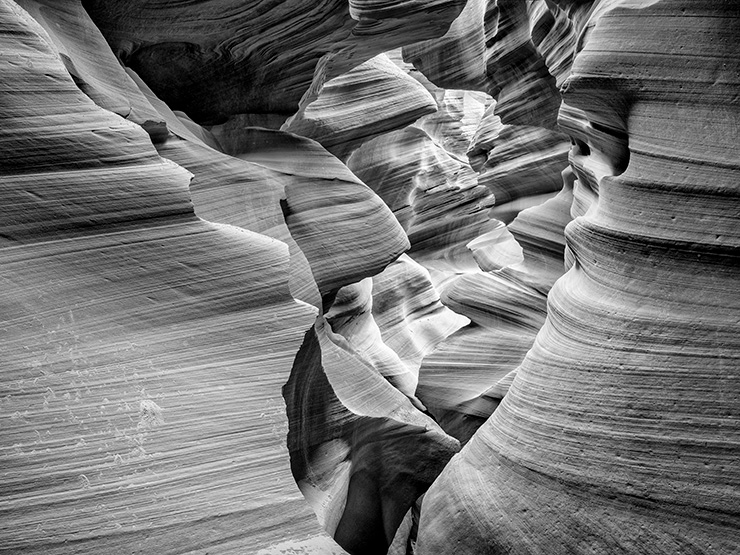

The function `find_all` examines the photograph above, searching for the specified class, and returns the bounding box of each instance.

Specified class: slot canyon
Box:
[1,1,738,553]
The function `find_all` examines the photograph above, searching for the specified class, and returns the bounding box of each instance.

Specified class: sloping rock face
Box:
[417,1,740,553]
[3,0,740,554]
[2,1,468,554]
[0,4,332,553]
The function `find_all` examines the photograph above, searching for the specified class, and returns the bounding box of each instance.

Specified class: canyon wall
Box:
[1,1,738,554]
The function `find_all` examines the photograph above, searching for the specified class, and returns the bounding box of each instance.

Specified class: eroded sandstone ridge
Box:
[1,0,738,554]
[417,1,740,553]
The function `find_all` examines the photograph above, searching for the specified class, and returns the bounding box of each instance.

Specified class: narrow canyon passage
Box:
[1,1,738,554]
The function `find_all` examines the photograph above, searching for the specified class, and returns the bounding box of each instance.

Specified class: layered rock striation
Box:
[3,0,739,554]
[0,4,332,552]
[418,1,740,553]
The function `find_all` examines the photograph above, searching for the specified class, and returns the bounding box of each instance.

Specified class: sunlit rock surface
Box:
[326,254,469,405]
[229,128,410,301]
[348,126,495,272]
[283,53,437,161]
[418,1,740,553]
[417,182,573,442]
[124,42,455,555]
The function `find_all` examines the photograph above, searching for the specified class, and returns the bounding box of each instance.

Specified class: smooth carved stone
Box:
[506,177,573,292]
[14,0,168,141]
[154,135,323,308]
[528,0,581,88]
[82,0,466,124]
[118,41,452,554]
[325,254,468,410]
[284,319,459,555]
[326,278,421,402]
[402,0,489,92]
[123,67,224,149]
[0,4,343,553]
[418,270,546,409]
[385,47,494,159]
[417,185,572,442]
[472,124,570,223]
[406,0,585,131]
[466,102,568,225]
[283,53,438,161]
[347,126,496,274]
[485,0,564,129]
[418,1,740,553]
[413,88,492,158]
[370,255,470,391]
[416,325,531,443]
[216,127,410,300]
[119,69,322,307]
[36,19,319,309]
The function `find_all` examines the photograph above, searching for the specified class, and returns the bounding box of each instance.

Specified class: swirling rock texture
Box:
[0,4,333,553]
[4,0,740,554]
[418,2,740,554]
[348,14,578,444]
[1,1,467,553]
[282,53,438,161]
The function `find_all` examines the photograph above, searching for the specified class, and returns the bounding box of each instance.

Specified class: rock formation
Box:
[417,1,740,553]
[2,0,739,554]
[0,4,328,553]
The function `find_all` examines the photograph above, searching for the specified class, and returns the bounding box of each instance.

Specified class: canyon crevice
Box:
[1,1,738,554]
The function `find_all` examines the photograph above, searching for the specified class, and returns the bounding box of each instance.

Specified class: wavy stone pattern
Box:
[231,128,410,300]
[404,0,579,128]
[285,319,459,554]
[416,182,573,442]
[326,254,469,406]
[472,124,570,222]
[414,88,492,159]
[402,0,488,92]
[403,0,576,225]
[283,53,437,161]
[131,71,409,308]
[96,34,455,555]
[15,0,229,155]
[5,0,740,553]
[418,2,740,553]
[14,0,167,140]
[0,4,343,553]
[370,255,469,391]
[348,126,496,274]
[342,43,575,446]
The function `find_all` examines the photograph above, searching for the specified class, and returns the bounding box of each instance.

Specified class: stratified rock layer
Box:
[418,1,740,553]
[230,128,410,300]
[284,319,459,555]
[0,3,343,553]
[283,53,437,161]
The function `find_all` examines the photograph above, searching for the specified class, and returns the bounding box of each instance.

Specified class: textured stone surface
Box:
[0,4,336,552]
[283,53,437,161]
[418,1,740,552]
[4,0,740,553]
[230,128,410,300]
[348,126,496,273]
[284,319,459,554]
[14,0,168,139]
